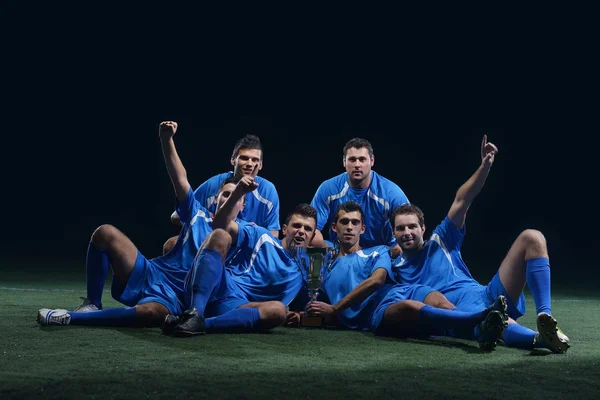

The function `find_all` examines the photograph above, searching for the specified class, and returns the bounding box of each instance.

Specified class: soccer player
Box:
[163,176,318,336]
[37,121,246,328]
[163,133,280,254]
[390,135,570,353]
[309,138,409,256]
[305,201,508,348]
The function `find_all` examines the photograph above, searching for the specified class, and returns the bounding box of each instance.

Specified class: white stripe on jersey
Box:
[367,189,390,216]
[326,182,349,205]
[245,233,283,273]
[252,190,274,212]
[429,233,459,277]
[183,209,212,245]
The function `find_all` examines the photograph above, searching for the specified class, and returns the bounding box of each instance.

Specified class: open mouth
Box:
[293,236,305,245]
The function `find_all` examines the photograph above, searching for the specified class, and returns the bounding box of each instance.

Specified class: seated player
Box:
[36,121,271,330]
[163,176,318,336]
[304,201,508,348]
[389,135,570,353]
[163,133,280,254]
[309,137,409,257]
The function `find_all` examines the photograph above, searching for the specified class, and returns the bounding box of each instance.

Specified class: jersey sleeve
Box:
[310,181,331,231]
[434,216,465,251]
[176,188,210,224]
[261,181,281,231]
[369,246,393,277]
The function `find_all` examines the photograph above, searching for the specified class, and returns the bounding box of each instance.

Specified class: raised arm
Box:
[213,176,258,244]
[448,135,498,229]
[159,121,191,204]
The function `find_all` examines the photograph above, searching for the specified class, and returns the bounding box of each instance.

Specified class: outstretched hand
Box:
[159,121,178,140]
[237,176,259,194]
[481,135,498,168]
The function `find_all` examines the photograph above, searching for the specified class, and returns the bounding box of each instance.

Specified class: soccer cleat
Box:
[161,314,181,336]
[172,308,206,337]
[37,308,72,326]
[488,295,508,324]
[534,313,570,354]
[73,297,101,312]
[475,310,507,351]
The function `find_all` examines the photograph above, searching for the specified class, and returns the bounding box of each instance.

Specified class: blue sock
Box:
[205,308,260,332]
[526,257,552,315]
[185,249,223,315]
[86,242,110,308]
[419,305,487,331]
[503,323,536,349]
[69,307,138,327]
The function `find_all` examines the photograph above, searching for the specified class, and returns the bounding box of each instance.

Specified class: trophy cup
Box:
[299,247,329,328]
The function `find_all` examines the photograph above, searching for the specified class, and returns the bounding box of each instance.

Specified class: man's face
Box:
[216,183,245,212]
[282,215,316,248]
[393,213,426,254]
[343,147,374,185]
[331,210,364,247]
[232,148,262,178]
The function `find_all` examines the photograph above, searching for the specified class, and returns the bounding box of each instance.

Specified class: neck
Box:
[338,242,361,257]
[348,171,372,189]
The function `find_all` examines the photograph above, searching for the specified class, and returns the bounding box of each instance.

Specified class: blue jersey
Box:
[193,172,280,231]
[147,188,213,307]
[311,171,409,248]
[391,217,483,306]
[321,245,393,331]
[224,224,303,306]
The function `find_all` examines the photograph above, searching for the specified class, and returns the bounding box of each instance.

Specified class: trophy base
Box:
[300,314,325,328]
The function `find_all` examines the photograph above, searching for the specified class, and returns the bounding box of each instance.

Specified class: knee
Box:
[162,236,178,255]
[424,291,455,310]
[202,229,232,259]
[135,303,169,327]
[91,224,118,248]
[519,229,547,255]
[259,301,287,328]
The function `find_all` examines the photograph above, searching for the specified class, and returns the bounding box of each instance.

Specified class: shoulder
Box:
[363,245,390,257]
[318,172,348,191]
[371,171,401,190]
[254,176,278,191]
[199,172,232,187]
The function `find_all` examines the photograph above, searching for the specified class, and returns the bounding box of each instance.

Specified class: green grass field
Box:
[1,266,599,399]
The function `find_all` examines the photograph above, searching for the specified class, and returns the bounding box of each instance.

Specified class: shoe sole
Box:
[537,313,570,354]
[172,329,206,337]
[478,311,507,351]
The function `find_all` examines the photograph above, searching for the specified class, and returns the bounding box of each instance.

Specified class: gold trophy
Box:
[299,247,329,328]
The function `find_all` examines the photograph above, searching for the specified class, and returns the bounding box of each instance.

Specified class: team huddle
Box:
[37,121,570,354]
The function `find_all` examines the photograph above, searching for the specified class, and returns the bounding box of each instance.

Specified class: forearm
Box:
[160,137,191,203]
[212,188,244,231]
[332,276,383,315]
[455,163,491,204]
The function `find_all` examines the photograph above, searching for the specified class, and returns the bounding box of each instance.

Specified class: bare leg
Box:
[162,235,179,255]
[91,224,139,285]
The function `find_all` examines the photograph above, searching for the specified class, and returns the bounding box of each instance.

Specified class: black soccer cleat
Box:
[161,314,181,336]
[172,308,206,337]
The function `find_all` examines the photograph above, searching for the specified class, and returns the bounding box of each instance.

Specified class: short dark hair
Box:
[343,137,373,158]
[218,175,242,190]
[390,204,425,228]
[232,134,263,160]
[334,201,364,223]
[284,203,318,227]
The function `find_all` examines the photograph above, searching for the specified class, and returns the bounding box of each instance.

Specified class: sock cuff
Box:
[526,257,550,271]
[199,248,224,262]
[88,242,109,254]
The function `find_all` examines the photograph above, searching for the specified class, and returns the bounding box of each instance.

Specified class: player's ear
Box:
[370,154,375,167]
[257,159,263,172]
[342,156,347,168]
[282,224,288,236]
[331,221,338,233]
[230,156,236,167]
[360,223,366,234]
[422,224,426,235]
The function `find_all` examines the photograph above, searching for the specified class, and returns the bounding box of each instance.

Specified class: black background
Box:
[1,5,596,285]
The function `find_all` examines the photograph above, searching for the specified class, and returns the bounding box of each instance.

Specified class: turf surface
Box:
[1,267,599,399]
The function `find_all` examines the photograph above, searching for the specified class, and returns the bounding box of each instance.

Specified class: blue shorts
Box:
[449,272,526,320]
[111,251,184,315]
[370,284,436,333]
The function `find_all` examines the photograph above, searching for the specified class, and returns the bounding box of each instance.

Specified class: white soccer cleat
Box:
[37,308,72,326]
[534,312,570,354]
[74,297,101,312]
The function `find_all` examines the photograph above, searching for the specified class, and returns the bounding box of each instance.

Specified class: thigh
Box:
[497,239,528,303]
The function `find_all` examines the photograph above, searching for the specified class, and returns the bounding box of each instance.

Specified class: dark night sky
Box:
[1,6,596,284]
